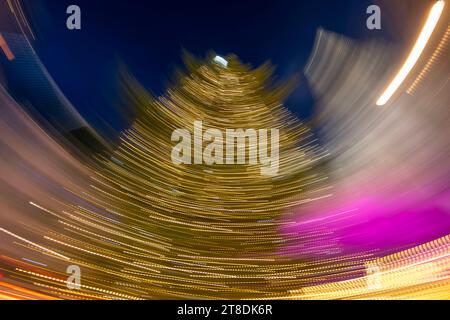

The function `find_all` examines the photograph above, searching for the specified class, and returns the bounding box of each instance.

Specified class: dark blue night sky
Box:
[26,0,389,133]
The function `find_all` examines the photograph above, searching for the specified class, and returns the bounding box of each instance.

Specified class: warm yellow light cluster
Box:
[285,234,450,299]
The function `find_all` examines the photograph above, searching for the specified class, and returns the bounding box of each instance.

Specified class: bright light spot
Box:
[213,55,228,68]
[376,0,445,106]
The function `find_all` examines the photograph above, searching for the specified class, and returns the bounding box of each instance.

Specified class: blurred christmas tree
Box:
[77,53,327,298]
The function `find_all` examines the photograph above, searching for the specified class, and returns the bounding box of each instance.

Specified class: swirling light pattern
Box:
[0,0,450,300]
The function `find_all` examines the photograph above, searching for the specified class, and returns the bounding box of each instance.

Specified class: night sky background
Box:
[23,0,415,135]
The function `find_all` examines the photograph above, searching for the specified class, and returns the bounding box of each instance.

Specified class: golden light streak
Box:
[407,24,450,94]
[376,0,445,106]
[0,227,70,261]
[283,234,450,299]
[0,33,14,60]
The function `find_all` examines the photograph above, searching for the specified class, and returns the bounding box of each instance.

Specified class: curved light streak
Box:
[376,0,445,106]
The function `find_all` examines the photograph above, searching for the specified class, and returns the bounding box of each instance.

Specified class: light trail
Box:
[376,0,445,106]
